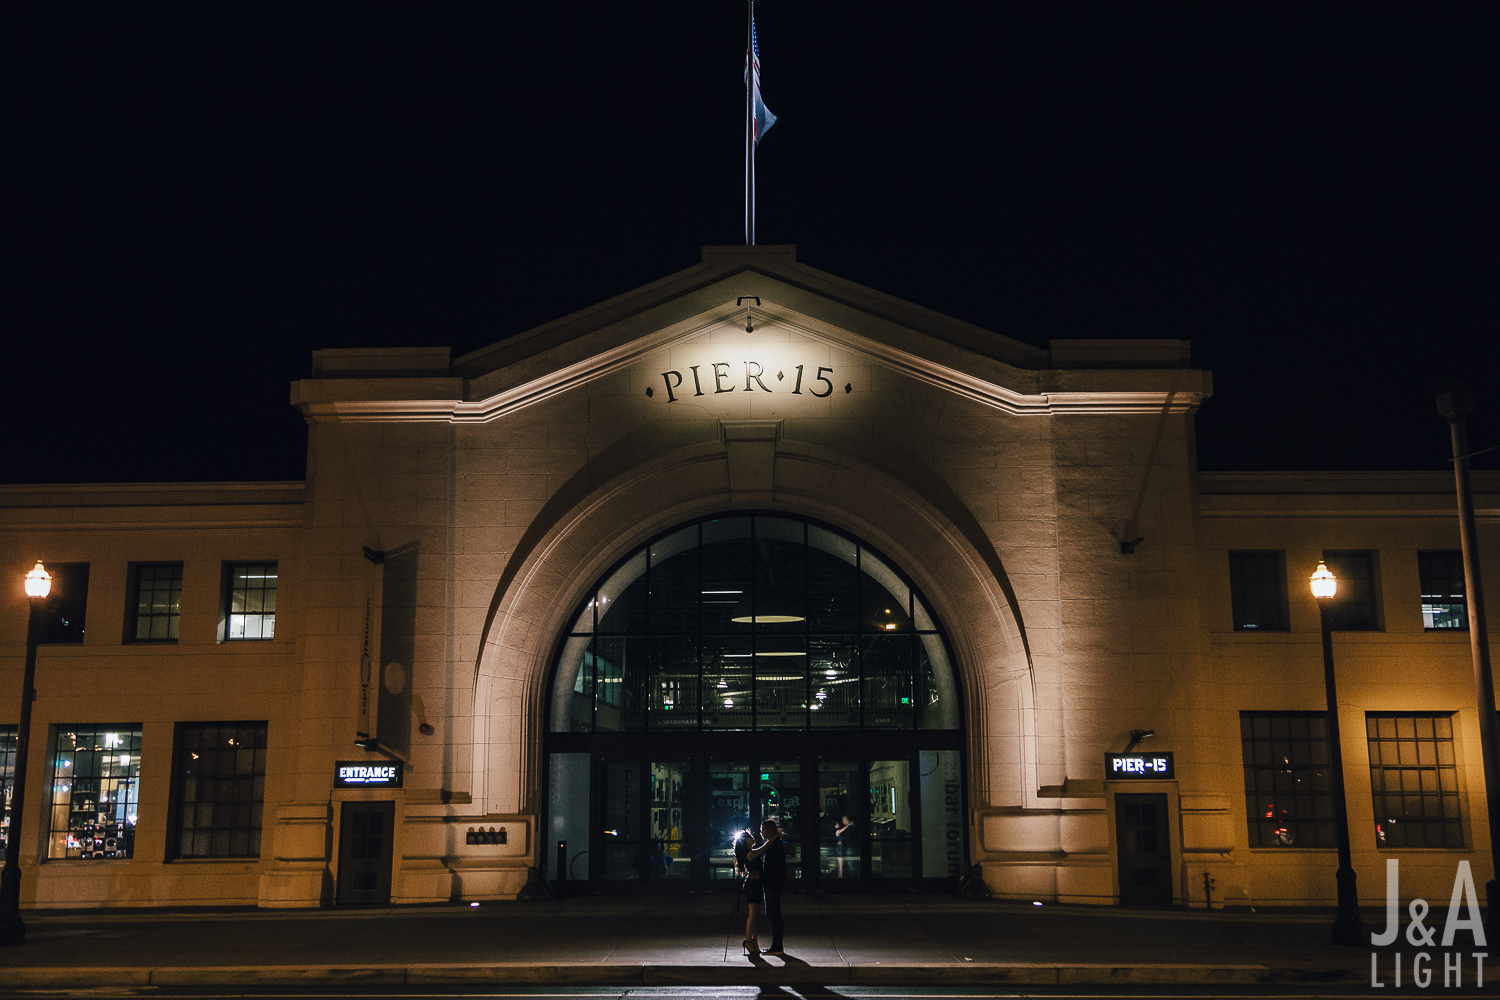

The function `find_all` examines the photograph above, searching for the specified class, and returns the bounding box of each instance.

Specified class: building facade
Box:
[1,246,1494,909]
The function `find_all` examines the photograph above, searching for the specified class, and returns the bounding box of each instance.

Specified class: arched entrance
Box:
[544,513,965,893]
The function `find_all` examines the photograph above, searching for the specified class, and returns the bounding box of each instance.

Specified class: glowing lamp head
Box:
[1309,561,1337,600]
[25,560,52,599]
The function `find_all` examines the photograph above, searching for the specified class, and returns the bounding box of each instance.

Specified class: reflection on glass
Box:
[704,635,753,730]
[863,635,914,729]
[869,758,912,878]
[602,761,693,881]
[755,634,808,730]
[710,762,752,880]
[818,760,862,879]
[651,636,699,729]
[648,527,699,633]
[808,636,858,729]
[919,749,964,880]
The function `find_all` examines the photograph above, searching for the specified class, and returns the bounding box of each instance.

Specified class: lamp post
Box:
[1435,383,1499,941]
[1311,560,1368,946]
[0,561,50,946]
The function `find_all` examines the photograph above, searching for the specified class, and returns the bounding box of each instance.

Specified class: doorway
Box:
[547,743,963,893]
[336,800,394,905]
[1114,793,1172,906]
[542,513,966,895]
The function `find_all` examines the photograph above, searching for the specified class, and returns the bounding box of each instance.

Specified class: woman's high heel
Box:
[743,938,760,955]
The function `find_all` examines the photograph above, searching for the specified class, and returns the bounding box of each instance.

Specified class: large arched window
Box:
[548,514,960,734]
[544,514,965,893]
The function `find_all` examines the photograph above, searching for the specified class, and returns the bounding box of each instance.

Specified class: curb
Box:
[3,961,1369,989]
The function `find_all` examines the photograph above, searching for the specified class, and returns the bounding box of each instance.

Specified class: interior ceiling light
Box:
[731,611,805,624]
[730,587,805,624]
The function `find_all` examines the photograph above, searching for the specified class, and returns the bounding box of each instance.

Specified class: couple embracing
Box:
[734,819,786,956]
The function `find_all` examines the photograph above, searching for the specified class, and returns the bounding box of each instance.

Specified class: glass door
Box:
[708,758,800,885]
[817,760,863,880]
[546,744,965,894]
[868,758,913,878]
[600,759,693,889]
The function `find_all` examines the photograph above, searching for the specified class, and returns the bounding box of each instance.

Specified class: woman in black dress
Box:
[734,826,779,955]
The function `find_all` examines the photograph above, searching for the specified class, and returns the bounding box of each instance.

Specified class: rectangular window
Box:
[1240,711,1335,848]
[37,562,90,644]
[171,721,268,858]
[1367,713,1463,848]
[1322,550,1381,631]
[0,726,15,865]
[1418,551,1467,630]
[48,726,142,860]
[128,562,183,641]
[1229,551,1289,631]
[223,562,277,641]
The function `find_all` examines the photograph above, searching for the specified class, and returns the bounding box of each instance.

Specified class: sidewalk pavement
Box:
[0,893,1458,990]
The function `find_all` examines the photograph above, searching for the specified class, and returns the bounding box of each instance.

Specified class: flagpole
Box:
[745,0,755,246]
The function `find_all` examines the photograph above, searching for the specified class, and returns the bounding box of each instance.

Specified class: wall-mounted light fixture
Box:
[737,296,761,333]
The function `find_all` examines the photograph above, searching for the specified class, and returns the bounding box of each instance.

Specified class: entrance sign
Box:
[335,761,404,788]
[1105,752,1174,780]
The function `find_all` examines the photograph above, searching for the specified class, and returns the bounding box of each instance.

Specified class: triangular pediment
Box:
[291,245,1209,423]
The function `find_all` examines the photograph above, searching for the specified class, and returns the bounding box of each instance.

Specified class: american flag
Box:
[747,17,776,146]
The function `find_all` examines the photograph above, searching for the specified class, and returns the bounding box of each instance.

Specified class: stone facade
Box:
[1,246,1494,909]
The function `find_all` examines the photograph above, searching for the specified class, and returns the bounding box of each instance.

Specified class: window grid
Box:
[172,721,268,858]
[1418,551,1467,630]
[0,726,15,865]
[38,562,90,644]
[48,726,142,860]
[557,515,956,735]
[131,563,183,641]
[1240,711,1335,848]
[226,563,277,640]
[1367,713,1463,848]
[1322,550,1380,631]
[1229,551,1288,631]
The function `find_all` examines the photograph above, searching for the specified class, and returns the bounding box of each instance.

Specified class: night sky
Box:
[11,3,1498,484]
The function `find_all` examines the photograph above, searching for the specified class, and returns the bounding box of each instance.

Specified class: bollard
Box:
[556,840,566,898]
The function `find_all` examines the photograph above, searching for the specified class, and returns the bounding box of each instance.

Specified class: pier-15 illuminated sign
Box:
[1105,752,1174,780]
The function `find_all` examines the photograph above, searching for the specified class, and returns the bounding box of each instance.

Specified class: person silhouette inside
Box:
[834,814,857,875]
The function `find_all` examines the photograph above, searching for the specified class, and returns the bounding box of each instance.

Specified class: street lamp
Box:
[1436,383,1499,942]
[0,560,51,946]
[1310,559,1368,946]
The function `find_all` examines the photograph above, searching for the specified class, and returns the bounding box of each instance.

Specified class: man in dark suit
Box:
[759,818,787,954]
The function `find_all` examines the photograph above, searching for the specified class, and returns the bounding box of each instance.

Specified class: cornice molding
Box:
[297,301,1208,425]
